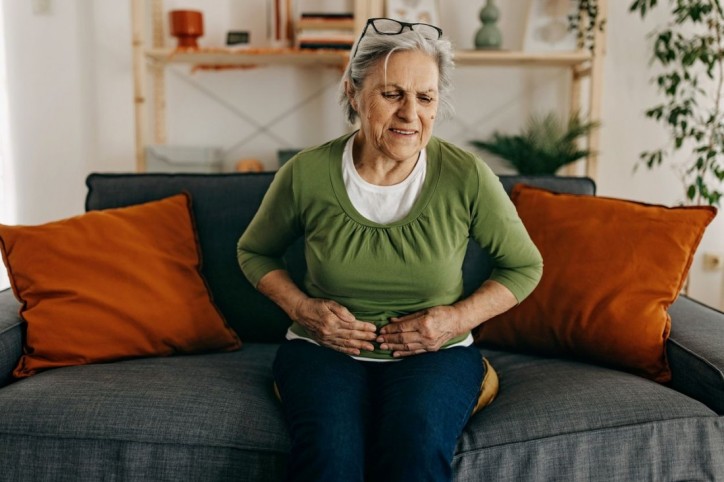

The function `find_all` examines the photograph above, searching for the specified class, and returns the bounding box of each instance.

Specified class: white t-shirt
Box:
[342,135,427,224]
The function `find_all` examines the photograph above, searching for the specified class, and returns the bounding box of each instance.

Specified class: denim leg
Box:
[366,346,484,482]
[273,340,370,482]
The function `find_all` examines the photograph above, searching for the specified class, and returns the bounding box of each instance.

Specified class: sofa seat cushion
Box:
[0,344,721,481]
[455,349,723,481]
[0,344,288,450]
[0,344,290,480]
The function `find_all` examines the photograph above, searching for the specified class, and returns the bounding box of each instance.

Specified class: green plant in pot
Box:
[470,112,599,175]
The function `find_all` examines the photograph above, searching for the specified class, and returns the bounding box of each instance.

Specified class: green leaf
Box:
[687,184,697,200]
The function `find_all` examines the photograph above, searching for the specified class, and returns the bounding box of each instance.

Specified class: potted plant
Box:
[470,112,599,175]
[630,0,724,206]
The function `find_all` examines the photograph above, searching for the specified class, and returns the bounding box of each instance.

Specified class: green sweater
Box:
[237,133,543,359]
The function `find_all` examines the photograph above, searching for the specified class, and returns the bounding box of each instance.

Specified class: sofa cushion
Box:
[455,348,723,481]
[0,345,289,481]
[0,194,241,377]
[0,344,719,481]
[475,184,716,383]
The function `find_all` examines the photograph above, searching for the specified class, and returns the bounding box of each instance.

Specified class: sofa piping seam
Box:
[0,319,22,336]
[0,430,288,454]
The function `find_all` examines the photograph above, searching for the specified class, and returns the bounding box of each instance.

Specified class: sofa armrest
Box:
[0,289,22,387]
[667,295,724,414]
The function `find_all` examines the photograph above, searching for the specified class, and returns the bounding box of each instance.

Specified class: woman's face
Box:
[350,49,439,165]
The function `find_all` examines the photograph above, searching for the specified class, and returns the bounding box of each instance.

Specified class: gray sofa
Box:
[0,172,722,481]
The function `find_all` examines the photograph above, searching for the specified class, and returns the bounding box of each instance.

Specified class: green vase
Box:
[474,0,502,50]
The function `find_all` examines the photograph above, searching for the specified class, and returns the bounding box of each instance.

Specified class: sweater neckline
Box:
[329,131,442,228]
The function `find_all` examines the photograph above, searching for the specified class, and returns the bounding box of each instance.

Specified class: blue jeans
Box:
[272,340,485,482]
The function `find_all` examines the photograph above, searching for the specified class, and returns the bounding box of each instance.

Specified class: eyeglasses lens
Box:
[371,18,406,34]
[415,24,442,39]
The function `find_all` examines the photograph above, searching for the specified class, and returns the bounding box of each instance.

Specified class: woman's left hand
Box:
[376,306,464,357]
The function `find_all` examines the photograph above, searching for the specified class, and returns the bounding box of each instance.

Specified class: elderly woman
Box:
[237,18,542,482]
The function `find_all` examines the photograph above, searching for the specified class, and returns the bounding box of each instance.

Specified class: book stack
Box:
[295,12,355,50]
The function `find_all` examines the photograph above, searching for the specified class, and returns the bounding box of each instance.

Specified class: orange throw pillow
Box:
[0,193,241,378]
[475,184,717,383]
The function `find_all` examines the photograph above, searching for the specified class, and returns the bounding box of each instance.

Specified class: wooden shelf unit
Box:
[145,47,593,69]
[145,47,351,67]
[131,0,606,176]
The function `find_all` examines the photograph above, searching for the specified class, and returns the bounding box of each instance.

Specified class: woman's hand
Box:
[376,280,519,358]
[256,270,377,356]
[293,298,378,356]
[376,306,464,358]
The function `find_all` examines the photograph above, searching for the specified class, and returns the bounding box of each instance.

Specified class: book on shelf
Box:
[296,17,355,31]
[297,31,354,49]
[297,42,353,50]
[300,12,354,20]
[294,12,355,50]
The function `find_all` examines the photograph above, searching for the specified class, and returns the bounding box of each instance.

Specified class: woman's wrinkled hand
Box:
[376,306,463,358]
[292,298,378,356]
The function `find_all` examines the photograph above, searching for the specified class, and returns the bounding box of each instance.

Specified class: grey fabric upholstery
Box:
[668,296,724,414]
[0,172,720,481]
[0,289,21,388]
[457,349,724,481]
[0,343,721,481]
[0,344,289,481]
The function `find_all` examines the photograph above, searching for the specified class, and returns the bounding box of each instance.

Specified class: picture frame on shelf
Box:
[385,0,439,27]
[522,0,578,52]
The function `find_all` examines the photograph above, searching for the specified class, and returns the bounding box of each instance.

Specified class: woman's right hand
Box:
[256,270,377,355]
[292,298,378,356]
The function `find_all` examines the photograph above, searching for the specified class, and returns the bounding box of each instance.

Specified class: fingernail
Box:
[376,336,384,343]
[380,344,388,350]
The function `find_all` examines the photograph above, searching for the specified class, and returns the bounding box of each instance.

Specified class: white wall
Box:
[2,0,723,309]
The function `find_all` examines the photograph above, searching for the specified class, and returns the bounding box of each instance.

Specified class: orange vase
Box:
[169,10,204,49]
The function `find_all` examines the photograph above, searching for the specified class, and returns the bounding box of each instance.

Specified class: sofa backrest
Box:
[85,172,595,342]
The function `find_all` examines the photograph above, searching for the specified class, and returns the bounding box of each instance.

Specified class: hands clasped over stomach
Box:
[295,299,461,358]
[293,298,377,356]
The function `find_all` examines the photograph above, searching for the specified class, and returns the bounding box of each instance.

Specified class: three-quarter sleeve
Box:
[237,161,303,288]
[470,159,543,303]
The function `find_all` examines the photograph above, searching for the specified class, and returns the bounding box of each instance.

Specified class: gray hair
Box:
[340,29,455,125]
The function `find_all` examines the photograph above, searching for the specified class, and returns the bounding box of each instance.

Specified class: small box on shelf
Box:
[226,31,251,47]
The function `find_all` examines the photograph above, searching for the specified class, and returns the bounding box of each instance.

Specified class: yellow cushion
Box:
[472,357,499,414]
[0,194,241,377]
